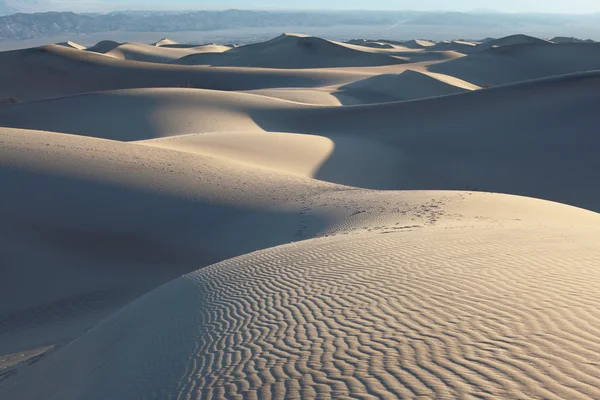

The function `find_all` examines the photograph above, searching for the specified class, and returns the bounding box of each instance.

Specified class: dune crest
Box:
[173,33,410,68]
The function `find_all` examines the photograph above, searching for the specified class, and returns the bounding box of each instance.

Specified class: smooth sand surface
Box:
[1,32,599,399]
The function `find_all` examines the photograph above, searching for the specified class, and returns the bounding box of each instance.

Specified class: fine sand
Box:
[1,32,599,399]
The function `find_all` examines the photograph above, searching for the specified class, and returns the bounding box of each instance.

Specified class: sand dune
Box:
[345,39,395,49]
[251,71,600,209]
[430,42,600,86]
[430,40,478,52]
[153,38,181,47]
[173,33,410,68]
[0,127,334,358]
[94,42,233,63]
[141,131,335,178]
[102,42,206,63]
[3,203,599,399]
[242,88,343,105]
[55,41,86,50]
[401,39,436,49]
[84,39,121,54]
[0,88,301,140]
[552,36,596,44]
[477,34,554,51]
[0,44,364,102]
[1,31,599,399]
[335,69,477,103]
[1,71,598,210]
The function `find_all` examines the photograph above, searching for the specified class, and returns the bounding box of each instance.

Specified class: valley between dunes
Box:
[1,33,599,399]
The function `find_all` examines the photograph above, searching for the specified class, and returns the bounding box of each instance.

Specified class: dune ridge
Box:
[173,33,410,68]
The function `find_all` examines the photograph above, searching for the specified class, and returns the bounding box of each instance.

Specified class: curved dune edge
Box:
[139,131,336,178]
[2,219,599,399]
[336,69,479,102]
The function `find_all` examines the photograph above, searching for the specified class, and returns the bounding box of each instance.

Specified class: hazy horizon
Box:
[4,0,600,15]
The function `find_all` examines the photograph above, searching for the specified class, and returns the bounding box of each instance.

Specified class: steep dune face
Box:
[173,33,409,68]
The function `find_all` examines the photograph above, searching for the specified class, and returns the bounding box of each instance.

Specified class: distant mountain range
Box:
[1,9,599,41]
[0,10,398,40]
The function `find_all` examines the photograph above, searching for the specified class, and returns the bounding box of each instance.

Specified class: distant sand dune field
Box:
[0,32,599,399]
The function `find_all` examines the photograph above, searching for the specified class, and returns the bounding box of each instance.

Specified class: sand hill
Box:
[1,32,599,399]
[345,39,395,49]
[430,42,600,86]
[153,38,181,47]
[476,34,554,51]
[430,40,478,52]
[552,36,596,44]
[84,39,121,54]
[55,41,86,50]
[401,39,437,49]
[335,69,478,102]
[173,33,410,68]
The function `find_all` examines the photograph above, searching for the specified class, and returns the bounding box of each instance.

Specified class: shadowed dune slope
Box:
[55,41,86,50]
[1,72,598,210]
[345,39,395,49]
[430,42,600,86]
[6,126,592,368]
[430,40,478,52]
[402,39,436,48]
[552,36,596,44]
[97,42,233,64]
[251,71,600,210]
[2,209,599,399]
[153,38,180,47]
[0,127,338,356]
[0,88,302,140]
[85,40,121,54]
[476,34,554,51]
[101,42,209,63]
[335,69,477,102]
[173,33,409,68]
[0,45,363,102]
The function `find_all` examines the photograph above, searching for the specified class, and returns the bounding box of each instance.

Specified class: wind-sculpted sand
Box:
[0,32,599,399]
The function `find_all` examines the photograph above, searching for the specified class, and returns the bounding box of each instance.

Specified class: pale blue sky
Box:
[64,1,600,14]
